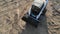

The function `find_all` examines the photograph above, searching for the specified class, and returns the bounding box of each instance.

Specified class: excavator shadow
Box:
[20,14,49,34]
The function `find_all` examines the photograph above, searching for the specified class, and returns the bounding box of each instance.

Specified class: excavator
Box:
[22,0,48,27]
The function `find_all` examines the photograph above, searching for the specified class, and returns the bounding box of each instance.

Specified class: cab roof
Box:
[33,0,44,8]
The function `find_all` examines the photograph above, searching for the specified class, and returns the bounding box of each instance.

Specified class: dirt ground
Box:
[0,0,60,34]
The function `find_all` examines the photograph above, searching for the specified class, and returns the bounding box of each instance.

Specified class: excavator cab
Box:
[31,5,41,15]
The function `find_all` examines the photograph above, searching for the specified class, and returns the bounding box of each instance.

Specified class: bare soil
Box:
[0,0,60,34]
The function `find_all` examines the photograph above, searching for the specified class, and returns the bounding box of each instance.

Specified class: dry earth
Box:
[0,0,60,34]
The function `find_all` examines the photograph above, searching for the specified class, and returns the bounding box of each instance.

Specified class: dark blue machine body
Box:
[22,0,48,27]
